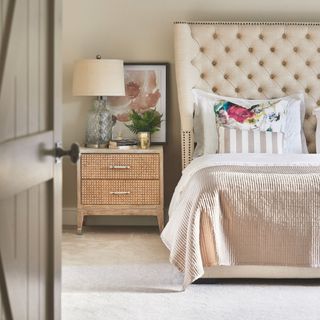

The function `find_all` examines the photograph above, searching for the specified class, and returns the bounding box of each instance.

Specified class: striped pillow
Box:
[218,127,283,154]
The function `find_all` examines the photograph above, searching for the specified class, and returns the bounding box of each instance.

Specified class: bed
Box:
[161,21,320,287]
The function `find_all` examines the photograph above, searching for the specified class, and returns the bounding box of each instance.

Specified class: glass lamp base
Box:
[85,98,113,147]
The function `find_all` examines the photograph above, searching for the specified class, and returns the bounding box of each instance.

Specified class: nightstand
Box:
[77,146,164,234]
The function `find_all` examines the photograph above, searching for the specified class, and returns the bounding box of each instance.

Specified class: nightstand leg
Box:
[157,212,164,232]
[77,210,84,235]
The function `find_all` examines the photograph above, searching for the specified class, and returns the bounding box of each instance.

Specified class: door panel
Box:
[0,253,11,320]
[0,132,54,200]
[0,184,50,320]
[0,0,49,143]
[0,0,61,319]
[0,0,12,89]
[0,294,5,320]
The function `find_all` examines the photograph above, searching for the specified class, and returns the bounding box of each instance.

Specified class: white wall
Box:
[63,0,320,224]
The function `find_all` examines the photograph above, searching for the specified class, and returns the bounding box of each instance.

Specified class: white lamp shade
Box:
[72,59,125,96]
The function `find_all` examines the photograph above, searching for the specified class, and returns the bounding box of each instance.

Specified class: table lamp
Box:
[72,55,125,148]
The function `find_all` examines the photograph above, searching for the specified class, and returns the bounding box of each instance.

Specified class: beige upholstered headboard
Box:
[175,21,320,169]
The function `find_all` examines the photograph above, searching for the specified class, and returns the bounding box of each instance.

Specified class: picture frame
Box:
[108,63,168,143]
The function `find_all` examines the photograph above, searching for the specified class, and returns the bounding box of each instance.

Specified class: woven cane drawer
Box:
[81,179,160,205]
[81,153,160,180]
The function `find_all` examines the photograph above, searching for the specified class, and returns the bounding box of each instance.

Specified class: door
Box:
[0,0,62,319]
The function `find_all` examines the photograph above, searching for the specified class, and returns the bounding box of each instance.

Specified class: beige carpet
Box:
[62,227,320,320]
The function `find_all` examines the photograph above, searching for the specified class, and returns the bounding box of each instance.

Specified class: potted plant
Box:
[126,109,162,149]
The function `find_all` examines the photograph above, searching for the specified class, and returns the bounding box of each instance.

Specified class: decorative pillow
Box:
[214,100,286,132]
[218,127,284,154]
[192,89,307,157]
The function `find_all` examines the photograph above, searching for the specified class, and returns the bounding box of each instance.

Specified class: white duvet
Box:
[161,153,320,287]
[166,153,320,218]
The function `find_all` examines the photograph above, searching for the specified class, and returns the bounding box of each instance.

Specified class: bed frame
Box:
[174,21,320,279]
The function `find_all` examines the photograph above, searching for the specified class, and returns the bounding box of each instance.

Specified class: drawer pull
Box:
[110,191,131,195]
[109,165,130,169]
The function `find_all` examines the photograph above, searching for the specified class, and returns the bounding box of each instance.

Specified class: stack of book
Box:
[108,139,139,149]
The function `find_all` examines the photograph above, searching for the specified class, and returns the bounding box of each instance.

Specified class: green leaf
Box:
[125,109,163,135]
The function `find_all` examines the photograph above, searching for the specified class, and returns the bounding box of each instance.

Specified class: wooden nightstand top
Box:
[80,145,163,154]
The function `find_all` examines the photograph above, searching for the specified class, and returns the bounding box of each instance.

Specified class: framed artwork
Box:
[108,63,168,143]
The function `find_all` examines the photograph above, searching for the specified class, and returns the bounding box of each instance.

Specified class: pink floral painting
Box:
[108,64,167,142]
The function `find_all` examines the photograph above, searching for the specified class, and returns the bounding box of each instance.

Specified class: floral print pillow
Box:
[214,99,287,132]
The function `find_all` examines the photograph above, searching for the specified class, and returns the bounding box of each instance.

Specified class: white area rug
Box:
[62,227,320,320]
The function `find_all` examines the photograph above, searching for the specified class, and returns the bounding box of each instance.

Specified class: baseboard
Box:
[193,278,320,285]
[63,207,164,227]
[63,208,78,225]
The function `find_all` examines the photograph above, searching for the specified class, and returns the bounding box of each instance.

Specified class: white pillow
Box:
[218,127,284,154]
[314,108,320,153]
[192,89,307,157]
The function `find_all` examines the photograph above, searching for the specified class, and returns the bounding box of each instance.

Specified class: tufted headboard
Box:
[174,21,320,169]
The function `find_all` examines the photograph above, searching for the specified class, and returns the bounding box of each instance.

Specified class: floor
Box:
[62,226,320,320]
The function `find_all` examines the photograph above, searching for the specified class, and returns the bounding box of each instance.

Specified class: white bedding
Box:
[161,154,320,287]
[169,153,320,210]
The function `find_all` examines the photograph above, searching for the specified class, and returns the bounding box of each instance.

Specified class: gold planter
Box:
[138,132,151,149]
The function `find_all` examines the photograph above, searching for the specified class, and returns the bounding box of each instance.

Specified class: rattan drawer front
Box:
[81,179,160,205]
[81,153,160,180]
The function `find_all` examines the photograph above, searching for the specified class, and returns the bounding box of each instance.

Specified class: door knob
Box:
[55,142,80,163]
